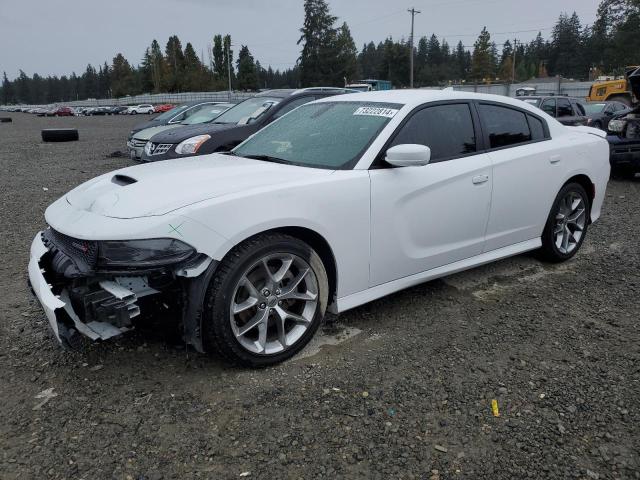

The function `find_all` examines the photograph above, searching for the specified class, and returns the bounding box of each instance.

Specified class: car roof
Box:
[256,87,357,99]
[315,89,555,109]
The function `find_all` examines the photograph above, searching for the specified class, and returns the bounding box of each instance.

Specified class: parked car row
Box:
[2,103,175,117]
[127,88,358,162]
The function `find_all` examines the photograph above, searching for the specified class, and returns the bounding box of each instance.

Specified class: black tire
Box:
[203,233,329,367]
[0,117,12,123]
[591,120,602,130]
[539,182,590,262]
[41,128,79,142]
[131,111,137,115]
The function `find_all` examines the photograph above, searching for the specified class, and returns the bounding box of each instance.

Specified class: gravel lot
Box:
[1,113,639,480]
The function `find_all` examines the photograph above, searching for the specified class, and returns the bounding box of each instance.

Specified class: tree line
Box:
[1,0,638,105]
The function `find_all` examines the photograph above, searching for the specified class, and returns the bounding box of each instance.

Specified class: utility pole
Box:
[408,7,421,88]
[512,39,517,84]
[226,41,233,100]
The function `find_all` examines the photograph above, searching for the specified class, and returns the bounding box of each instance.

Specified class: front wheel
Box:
[203,233,329,367]
[539,183,589,262]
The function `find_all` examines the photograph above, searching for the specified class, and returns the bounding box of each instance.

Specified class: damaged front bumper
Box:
[28,231,216,351]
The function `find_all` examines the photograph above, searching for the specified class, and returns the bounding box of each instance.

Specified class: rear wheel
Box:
[203,233,328,367]
[539,183,589,262]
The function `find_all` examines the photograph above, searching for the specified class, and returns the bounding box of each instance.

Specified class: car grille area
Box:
[42,228,98,277]
[131,138,147,148]
[146,142,173,156]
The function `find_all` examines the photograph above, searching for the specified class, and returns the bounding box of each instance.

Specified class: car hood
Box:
[630,67,640,101]
[149,123,240,143]
[65,154,333,219]
[132,119,164,132]
[133,124,183,141]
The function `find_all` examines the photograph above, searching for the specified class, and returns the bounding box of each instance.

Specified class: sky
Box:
[0,0,601,80]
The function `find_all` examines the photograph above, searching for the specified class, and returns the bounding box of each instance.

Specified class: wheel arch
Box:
[264,226,338,312]
[562,174,595,221]
[215,226,339,313]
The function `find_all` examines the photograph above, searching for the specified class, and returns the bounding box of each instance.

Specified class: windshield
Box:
[233,101,403,169]
[180,103,234,125]
[213,96,281,125]
[522,98,541,107]
[583,103,606,114]
[154,103,191,121]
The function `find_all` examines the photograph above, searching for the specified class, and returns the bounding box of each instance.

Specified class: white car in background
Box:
[28,90,609,366]
[127,104,155,115]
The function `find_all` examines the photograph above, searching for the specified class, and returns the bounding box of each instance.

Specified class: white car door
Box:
[477,102,560,251]
[369,102,493,287]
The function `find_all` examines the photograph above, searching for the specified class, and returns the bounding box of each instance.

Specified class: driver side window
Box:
[387,103,477,163]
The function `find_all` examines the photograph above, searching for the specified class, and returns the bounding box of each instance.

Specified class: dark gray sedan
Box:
[583,101,630,130]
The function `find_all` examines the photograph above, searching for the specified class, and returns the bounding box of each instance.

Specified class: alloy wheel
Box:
[229,253,319,355]
[553,191,586,254]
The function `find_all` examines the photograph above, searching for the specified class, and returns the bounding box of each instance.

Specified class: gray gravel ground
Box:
[1,113,639,480]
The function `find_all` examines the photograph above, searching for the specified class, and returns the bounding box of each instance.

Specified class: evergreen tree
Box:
[183,42,205,91]
[111,53,134,97]
[212,35,225,79]
[164,35,185,92]
[2,72,13,104]
[335,22,358,85]
[471,27,495,81]
[298,0,338,86]
[236,45,259,91]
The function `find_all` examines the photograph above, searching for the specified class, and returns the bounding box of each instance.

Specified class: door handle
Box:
[550,155,561,164]
[472,174,489,185]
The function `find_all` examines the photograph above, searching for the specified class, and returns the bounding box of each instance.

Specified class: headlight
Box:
[144,142,153,156]
[175,135,211,155]
[608,119,627,133]
[97,238,195,268]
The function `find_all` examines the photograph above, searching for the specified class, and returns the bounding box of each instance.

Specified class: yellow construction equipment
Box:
[588,66,639,106]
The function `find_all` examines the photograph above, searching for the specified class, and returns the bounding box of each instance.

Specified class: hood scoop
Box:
[111,174,137,186]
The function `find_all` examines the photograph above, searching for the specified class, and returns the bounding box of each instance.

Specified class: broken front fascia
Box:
[28,231,217,352]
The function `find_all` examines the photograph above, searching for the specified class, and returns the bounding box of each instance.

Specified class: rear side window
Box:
[541,99,556,117]
[527,114,546,141]
[389,103,476,162]
[478,104,532,149]
[557,98,573,117]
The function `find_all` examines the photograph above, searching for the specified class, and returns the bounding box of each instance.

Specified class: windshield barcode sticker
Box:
[353,107,399,118]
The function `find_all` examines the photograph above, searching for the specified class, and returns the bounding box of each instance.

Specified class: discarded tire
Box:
[41,128,79,142]
[0,117,12,123]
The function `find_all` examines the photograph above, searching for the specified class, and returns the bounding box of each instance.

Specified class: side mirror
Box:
[385,144,431,167]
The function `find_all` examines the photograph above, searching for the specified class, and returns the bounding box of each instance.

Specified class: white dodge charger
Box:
[28,90,610,366]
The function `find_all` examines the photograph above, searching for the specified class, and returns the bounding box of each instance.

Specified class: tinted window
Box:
[478,104,531,149]
[572,101,586,116]
[527,114,545,141]
[389,104,476,162]
[557,98,573,117]
[541,98,556,116]
[272,96,315,119]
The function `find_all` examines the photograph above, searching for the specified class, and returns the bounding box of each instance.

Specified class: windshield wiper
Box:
[241,154,290,164]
